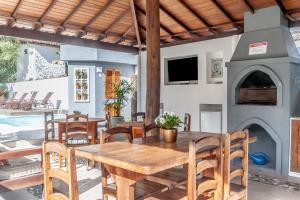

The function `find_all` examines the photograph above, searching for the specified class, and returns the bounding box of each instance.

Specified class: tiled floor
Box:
[1,164,300,200]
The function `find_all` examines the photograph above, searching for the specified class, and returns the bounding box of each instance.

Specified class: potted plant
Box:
[82,92,88,100]
[75,70,82,79]
[155,111,182,143]
[105,79,133,127]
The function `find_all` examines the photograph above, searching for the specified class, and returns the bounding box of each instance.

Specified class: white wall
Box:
[140,35,240,132]
[8,77,68,109]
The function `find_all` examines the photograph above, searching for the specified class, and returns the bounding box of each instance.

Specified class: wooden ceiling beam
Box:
[134,6,180,41]
[35,0,59,30]
[211,0,241,30]
[0,24,138,53]
[83,0,117,32]
[159,3,199,38]
[274,0,295,21]
[129,0,142,49]
[56,0,86,34]
[161,29,242,48]
[115,26,134,44]
[176,0,217,34]
[104,9,130,35]
[138,23,167,44]
[8,0,24,27]
[243,0,255,14]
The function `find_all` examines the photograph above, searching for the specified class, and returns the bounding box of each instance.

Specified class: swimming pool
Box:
[0,114,64,138]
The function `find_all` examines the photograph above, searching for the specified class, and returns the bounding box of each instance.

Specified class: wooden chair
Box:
[223,130,249,200]
[145,122,187,188]
[43,142,79,200]
[65,113,90,146]
[132,112,146,122]
[100,127,167,200]
[184,113,191,132]
[44,111,57,142]
[148,136,223,200]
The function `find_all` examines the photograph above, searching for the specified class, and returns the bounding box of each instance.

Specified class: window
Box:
[105,69,120,99]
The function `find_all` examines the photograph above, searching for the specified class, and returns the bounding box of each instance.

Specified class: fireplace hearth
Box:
[226,6,300,175]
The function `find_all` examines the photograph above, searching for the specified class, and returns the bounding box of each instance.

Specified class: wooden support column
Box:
[146,0,160,122]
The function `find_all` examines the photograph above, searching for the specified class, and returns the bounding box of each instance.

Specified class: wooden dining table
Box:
[75,131,222,200]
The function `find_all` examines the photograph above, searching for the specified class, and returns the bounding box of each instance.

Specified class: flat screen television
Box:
[165,56,198,85]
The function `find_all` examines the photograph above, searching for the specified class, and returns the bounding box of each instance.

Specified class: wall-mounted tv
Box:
[165,56,198,85]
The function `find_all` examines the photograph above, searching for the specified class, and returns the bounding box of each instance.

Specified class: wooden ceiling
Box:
[0,0,300,52]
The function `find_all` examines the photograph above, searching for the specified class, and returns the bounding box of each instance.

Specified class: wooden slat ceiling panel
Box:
[183,0,229,27]
[0,0,299,49]
[160,0,205,31]
[217,0,248,20]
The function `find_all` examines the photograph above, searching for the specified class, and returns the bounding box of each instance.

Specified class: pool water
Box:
[0,115,45,127]
[0,114,64,140]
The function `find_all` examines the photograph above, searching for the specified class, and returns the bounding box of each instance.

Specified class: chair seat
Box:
[103,179,167,200]
[147,167,187,187]
[230,183,247,200]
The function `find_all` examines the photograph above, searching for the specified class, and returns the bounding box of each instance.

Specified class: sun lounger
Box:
[0,92,17,108]
[35,92,54,108]
[5,93,28,109]
[19,91,38,110]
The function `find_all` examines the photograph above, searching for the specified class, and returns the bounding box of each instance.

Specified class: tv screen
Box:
[166,56,198,84]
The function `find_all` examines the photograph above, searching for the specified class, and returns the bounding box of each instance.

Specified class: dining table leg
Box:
[104,165,144,200]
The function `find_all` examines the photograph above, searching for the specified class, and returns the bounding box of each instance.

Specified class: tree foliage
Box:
[0,37,20,83]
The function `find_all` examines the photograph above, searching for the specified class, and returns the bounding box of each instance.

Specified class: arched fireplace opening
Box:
[238,71,277,105]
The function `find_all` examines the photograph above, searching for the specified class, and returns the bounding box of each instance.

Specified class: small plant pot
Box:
[161,128,178,143]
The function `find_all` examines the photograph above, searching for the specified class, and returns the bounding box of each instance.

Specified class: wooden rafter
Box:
[211,0,241,30]
[83,0,117,32]
[129,0,142,49]
[135,6,180,41]
[35,0,58,30]
[56,0,86,34]
[177,0,217,34]
[104,9,130,35]
[275,0,294,21]
[159,3,199,38]
[0,24,138,53]
[115,26,134,44]
[8,0,24,27]
[243,0,254,14]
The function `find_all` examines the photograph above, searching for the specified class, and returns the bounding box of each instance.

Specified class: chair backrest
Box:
[142,122,158,139]
[187,136,223,200]
[30,91,38,101]
[223,130,249,200]
[184,113,191,132]
[132,112,146,122]
[65,114,89,142]
[43,142,79,200]
[42,92,54,104]
[100,127,133,144]
[105,112,112,129]
[44,111,55,142]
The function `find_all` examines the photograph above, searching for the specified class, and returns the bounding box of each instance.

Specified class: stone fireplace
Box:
[226,6,300,175]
